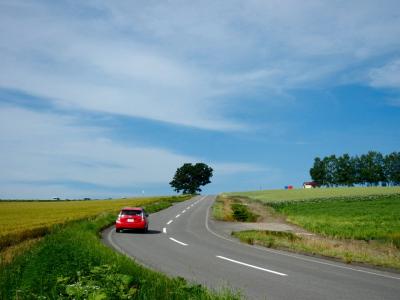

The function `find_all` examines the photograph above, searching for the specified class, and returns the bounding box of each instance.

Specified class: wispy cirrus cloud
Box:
[368,59,400,89]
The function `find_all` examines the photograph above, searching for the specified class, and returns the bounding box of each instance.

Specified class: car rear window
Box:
[120,210,142,216]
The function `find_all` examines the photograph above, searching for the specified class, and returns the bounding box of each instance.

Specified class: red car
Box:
[115,207,149,233]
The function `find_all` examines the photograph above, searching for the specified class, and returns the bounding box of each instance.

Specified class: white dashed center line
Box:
[175,214,181,218]
[182,209,186,213]
[167,220,173,225]
[169,237,188,246]
[216,255,287,276]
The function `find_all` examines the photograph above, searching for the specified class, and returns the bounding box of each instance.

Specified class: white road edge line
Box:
[107,229,128,256]
[163,227,167,234]
[167,220,173,225]
[204,196,400,281]
[176,214,181,218]
[169,237,188,246]
[217,255,287,276]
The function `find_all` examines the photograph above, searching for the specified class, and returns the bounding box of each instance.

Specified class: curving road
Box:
[102,195,400,300]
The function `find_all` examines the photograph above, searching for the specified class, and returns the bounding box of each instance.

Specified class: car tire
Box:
[116,228,121,233]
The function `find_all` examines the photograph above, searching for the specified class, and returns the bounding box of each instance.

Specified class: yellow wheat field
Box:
[0,196,178,249]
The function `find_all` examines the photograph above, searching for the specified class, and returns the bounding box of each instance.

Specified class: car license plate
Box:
[127,219,134,222]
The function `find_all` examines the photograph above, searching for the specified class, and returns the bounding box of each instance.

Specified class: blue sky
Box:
[1,1,399,199]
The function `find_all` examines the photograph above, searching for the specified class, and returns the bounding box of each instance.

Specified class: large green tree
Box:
[359,151,385,186]
[336,154,356,186]
[384,152,400,185]
[309,157,325,186]
[324,155,338,187]
[309,151,396,187]
[169,163,213,194]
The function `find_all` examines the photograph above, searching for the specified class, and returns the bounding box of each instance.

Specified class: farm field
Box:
[270,195,400,245]
[228,186,400,203]
[0,195,189,250]
[224,187,400,269]
[1,196,238,299]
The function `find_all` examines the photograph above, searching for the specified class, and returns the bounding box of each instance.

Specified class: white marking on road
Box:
[163,227,167,234]
[169,237,188,246]
[167,220,173,225]
[204,197,400,281]
[217,255,287,276]
[176,214,181,218]
[107,229,128,256]
[182,209,186,213]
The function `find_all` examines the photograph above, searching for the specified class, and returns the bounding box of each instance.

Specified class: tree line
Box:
[310,151,400,187]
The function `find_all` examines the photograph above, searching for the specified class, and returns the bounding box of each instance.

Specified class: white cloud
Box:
[1,0,400,132]
[368,59,400,89]
[0,105,262,197]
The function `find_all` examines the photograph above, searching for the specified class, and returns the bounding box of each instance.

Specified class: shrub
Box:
[231,204,257,222]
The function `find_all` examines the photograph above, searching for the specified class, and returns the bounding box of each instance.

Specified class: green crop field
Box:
[226,187,400,268]
[228,187,400,244]
[271,195,400,245]
[228,186,400,203]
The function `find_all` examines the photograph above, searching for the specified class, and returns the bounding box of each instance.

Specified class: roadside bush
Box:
[231,204,257,222]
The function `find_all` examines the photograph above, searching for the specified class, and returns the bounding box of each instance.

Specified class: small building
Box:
[303,181,317,189]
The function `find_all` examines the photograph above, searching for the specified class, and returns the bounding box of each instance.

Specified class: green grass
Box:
[212,195,234,222]
[225,187,400,269]
[270,195,400,247]
[228,186,400,203]
[233,230,400,269]
[230,203,258,222]
[0,197,240,299]
[212,195,258,222]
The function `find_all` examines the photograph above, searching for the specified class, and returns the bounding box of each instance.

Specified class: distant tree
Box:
[324,155,338,187]
[310,151,396,187]
[169,163,213,194]
[336,154,356,186]
[309,157,325,187]
[359,151,385,186]
[384,152,400,186]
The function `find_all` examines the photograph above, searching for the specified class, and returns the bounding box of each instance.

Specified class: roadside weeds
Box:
[215,194,400,271]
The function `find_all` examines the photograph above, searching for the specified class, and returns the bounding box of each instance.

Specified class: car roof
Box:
[120,207,143,211]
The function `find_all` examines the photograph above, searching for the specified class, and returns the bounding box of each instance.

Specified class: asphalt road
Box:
[102,195,400,300]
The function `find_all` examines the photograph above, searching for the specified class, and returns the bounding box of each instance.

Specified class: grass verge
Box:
[233,230,400,270]
[212,195,258,222]
[0,196,240,299]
